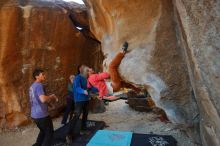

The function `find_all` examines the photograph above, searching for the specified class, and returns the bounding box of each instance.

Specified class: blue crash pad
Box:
[87,130,133,146]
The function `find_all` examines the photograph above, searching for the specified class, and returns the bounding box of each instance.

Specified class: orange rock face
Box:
[0,1,102,128]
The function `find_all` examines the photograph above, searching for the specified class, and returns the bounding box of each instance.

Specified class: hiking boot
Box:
[122,41,129,53]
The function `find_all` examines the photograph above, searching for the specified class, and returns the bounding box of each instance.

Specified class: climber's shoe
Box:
[122,41,129,53]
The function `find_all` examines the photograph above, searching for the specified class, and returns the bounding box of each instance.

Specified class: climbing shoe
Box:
[122,41,129,53]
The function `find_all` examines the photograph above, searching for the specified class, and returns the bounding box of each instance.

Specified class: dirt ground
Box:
[0,100,199,146]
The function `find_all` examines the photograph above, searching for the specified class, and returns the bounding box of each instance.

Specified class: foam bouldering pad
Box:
[131,133,177,146]
[84,120,106,131]
[53,117,82,143]
[70,121,106,146]
[87,130,133,146]
[71,132,177,146]
[53,120,106,145]
[52,120,177,146]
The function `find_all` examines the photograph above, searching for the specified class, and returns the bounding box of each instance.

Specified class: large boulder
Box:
[84,0,220,145]
[173,0,220,145]
[85,0,196,125]
[0,0,102,128]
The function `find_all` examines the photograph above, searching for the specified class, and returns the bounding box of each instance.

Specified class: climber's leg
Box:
[109,42,128,92]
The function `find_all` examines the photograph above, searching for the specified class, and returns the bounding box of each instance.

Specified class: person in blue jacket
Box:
[73,64,97,133]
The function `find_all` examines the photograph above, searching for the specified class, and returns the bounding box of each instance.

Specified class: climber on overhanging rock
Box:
[88,42,140,101]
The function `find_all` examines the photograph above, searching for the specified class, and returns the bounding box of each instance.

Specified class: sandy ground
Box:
[0,100,199,146]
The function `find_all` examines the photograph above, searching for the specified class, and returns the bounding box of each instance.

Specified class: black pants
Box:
[33,116,54,146]
[61,98,75,124]
[74,101,89,132]
[75,101,89,128]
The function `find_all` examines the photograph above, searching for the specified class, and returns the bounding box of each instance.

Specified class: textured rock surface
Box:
[85,0,220,145]
[0,0,219,145]
[0,0,102,128]
[174,0,220,145]
[85,0,197,124]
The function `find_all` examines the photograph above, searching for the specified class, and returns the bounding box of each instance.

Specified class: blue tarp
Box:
[87,130,133,146]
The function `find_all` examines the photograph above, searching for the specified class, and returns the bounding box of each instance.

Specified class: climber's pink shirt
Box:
[87,72,110,97]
